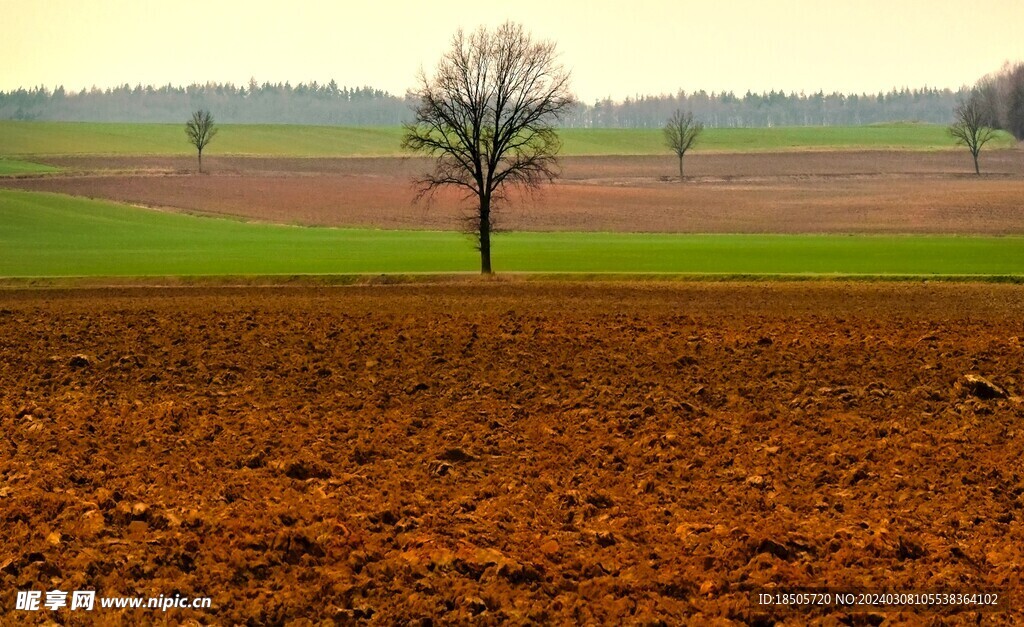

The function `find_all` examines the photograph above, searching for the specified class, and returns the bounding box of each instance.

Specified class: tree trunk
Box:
[678,154,684,181]
[479,196,492,274]
[972,151,980,175]
[198,149,203,174]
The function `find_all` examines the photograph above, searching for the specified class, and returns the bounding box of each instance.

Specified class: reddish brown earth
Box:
[1,282,1023,624]
[26,150,1024,179]
[4,151,1024,234]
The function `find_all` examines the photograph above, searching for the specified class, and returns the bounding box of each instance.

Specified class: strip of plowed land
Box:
[4,151,1023,233]
[1,283,1022,624]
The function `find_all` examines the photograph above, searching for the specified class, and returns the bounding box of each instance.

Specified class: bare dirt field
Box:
[4,150,1024,234]
[2,282,1023,624]
[27,150,1024,179]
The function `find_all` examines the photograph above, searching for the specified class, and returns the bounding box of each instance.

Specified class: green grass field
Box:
[2,121,1013,158]
[2,190,1021,278]
[0,122,407,157]
[0,158,59,175]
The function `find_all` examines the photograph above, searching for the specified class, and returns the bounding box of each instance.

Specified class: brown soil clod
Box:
[961,374,1008,400]
[439,447,476,463]
[282,456,333,481]
[68,353,91,368]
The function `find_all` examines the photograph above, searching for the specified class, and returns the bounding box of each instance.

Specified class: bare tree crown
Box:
[403,23,576,198]
[186,109,217,152]
[664,110,703,158]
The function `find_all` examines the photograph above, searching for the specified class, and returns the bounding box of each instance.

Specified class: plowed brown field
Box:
[2,282,1023,624]
[5,151,1024,233]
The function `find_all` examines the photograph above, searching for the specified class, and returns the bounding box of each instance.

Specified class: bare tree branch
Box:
[402,22,576,274]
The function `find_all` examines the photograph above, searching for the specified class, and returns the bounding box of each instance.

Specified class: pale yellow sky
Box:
[2,0,1022,102]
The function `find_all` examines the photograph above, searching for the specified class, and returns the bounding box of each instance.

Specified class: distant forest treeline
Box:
[0,79,972,128]
[577,88,967,128]
[0,81,406,126]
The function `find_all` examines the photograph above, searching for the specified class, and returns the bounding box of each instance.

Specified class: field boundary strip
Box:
[2,273,1023,290]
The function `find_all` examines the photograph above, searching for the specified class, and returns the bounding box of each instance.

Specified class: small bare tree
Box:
[664,110,703,181]
[185,109,217,173]
[949,97,996,175]
[402,22,576,274]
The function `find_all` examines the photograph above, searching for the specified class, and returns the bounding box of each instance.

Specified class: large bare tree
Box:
[402,22,576,274]
[664,109,703,181]
[185,109,217,173]
[949,97,997,175]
